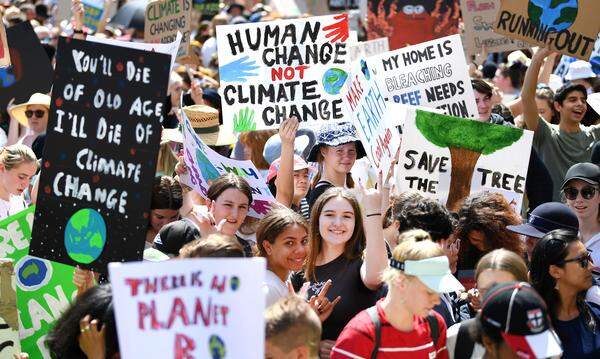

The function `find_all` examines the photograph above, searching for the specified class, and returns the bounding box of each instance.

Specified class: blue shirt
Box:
[555,304,600,358]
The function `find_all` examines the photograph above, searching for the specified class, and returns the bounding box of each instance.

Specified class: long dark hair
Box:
[46,284,119,358]
[529,229,596,338]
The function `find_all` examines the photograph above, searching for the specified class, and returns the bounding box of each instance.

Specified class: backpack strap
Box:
[426,314,439,348]
[366,306,381,359]
[454,320,476,359]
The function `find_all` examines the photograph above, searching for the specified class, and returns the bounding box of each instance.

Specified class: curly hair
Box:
[456,192,524,270]
[396,197,456,242]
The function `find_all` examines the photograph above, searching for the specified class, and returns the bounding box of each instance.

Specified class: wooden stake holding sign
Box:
[0,11,10,68]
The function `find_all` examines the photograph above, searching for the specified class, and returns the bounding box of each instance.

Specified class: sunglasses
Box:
[563,186,598,200]
[25,110,46,119]
[558,251,593,268]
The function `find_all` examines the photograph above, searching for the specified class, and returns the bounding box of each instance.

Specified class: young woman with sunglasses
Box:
[561,163,600,244]
[530,229,600,358]
[7,93,50,148]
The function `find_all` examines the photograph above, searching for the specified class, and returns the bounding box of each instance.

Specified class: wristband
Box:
[366,213,381,217]
[73,29,85,34]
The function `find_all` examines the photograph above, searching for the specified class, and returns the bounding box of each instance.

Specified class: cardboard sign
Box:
[193,0,220,21]
[0,259,19,358]
[494,0,600,61]
[0,207,77,359]
[460,0,528,57]
[367,34,478,119]
[29,38,170,272]
[82,0,105,32]
[0,22,53,111]
[341,59,401,177]
[349,37,389,61]
[398,108,533,212]
[0,20,10,68]
[216,14,350,132]
[367,0,460,50]
[109,258,266,359]
[145,0,192,59]
[179,110,276,218]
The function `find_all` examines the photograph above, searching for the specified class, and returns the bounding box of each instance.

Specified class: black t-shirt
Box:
[307,180,334,211]
[291,254,381,340]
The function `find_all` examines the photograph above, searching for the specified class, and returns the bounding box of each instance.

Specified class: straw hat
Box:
[161,128,184,145]
[9,93,51,128]
[182,105,236,146]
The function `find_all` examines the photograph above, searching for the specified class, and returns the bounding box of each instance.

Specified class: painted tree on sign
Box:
[415,110,523,211]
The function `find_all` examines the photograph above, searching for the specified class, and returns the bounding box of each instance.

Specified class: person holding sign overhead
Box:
[0,144,37,220]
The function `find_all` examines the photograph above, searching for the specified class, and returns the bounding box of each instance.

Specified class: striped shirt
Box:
[331,300,448,359]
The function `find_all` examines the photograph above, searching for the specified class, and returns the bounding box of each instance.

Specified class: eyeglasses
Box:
[558,251,593,268]
[25,110,46,119]
[563,186,598,200]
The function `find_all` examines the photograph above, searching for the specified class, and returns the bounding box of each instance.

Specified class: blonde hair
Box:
[156,142,178,176]
[381,239,444,286]
[397,229,431,245]
[265,296,321,357]
[0,144,37,171]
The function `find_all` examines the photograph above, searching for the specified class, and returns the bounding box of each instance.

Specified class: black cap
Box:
[480,281,562,359]
[507,202,578,239]
[561,162,600,189]
[153,219,200,256]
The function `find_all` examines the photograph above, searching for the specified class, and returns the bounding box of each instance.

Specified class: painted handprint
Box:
[233,107,257,132]
[219,56,259,83]
[323,13,349,43]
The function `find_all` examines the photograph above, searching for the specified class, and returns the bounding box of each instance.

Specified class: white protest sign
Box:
[348,37,389,61]
[216,14,350,132]
[144,0,192,59]
[179,109,276,218]
[398,108,533,212]
[109,258,266,359]
[341,58,400,176]
[87,32,182,70]
[588,93,600,115]
[367,34,479,119]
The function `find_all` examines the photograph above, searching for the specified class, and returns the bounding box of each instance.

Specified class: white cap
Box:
[565,60,596,81]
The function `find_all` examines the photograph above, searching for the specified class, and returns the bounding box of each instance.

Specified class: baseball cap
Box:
[153,219,200,257]
[565,60,596,81]
[507,202,578,239]
[389,256,464,293]
[561,162,600,189]
[480,281,562,359]
[266,155,316,183]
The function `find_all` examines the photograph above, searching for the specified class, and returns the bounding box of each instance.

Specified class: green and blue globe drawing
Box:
[64,208,107,264]
[322,68,348,95]
[528,0,578,33]
[208,335,226,359]
[230,276,240,291]
[15,256,52,291]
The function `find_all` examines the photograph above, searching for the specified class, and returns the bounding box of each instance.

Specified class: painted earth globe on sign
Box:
[15,256,52,291]
[528,0,578,33]
[209,334,226,359]
[322,68,348,95]
[64,208,107,264]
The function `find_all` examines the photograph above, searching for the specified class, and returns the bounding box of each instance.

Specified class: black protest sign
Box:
[29,37,170,272]
[193,0,219,21]
[0,22,53,110]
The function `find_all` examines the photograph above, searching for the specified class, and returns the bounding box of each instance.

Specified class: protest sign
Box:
[367,34,478,118]
[0,207,77,359]
[82,0,105,32]
[367,0,460,50]
[329,0,360,10]
[349,37,389,61]
[554,36,600,79]
[460,0,528,58]
[109,258,266,359]
[587,93,600,115]
[0,22,53,111]
[29,37,170,272]
[494,0,600,61]
[179,108,276,218]
[398,108,533,212]
[0,20,9,68]
[145,0,192,59]
[341,59,401,176]
[0,259,19,358]
[193,0,220,21]
[216,14,350,132]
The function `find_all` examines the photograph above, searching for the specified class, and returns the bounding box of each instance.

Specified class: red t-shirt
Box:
[331,299,448,359]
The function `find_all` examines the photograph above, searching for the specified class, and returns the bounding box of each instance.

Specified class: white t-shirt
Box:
[0,195,26,220]
[446,321,486,359]
[586,233,600,267]
[263,270,288,308]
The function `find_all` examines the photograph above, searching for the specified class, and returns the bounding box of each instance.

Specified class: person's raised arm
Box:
[71,0,85,40]
[95,0,115,35]
[522,48,554,132]
[274,117,298,208]
[359,173,388,290]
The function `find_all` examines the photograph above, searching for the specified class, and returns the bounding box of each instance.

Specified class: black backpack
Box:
[367,306,440,359]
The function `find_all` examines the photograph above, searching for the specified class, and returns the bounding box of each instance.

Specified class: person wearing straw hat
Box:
[182,104,236,147]
[7,93,51,148]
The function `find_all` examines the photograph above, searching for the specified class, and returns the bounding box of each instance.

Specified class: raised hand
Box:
[308,279,341,322]
[73,266,95,297]
[78,315,106,359]
[279,116,299,146]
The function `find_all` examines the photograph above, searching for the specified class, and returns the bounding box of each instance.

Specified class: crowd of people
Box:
[2,0,600,358]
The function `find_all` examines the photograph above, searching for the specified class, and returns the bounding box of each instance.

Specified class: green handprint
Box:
[233,107,257,132]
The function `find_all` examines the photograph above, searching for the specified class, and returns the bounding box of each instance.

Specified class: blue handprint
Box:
[220,56,259,83]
